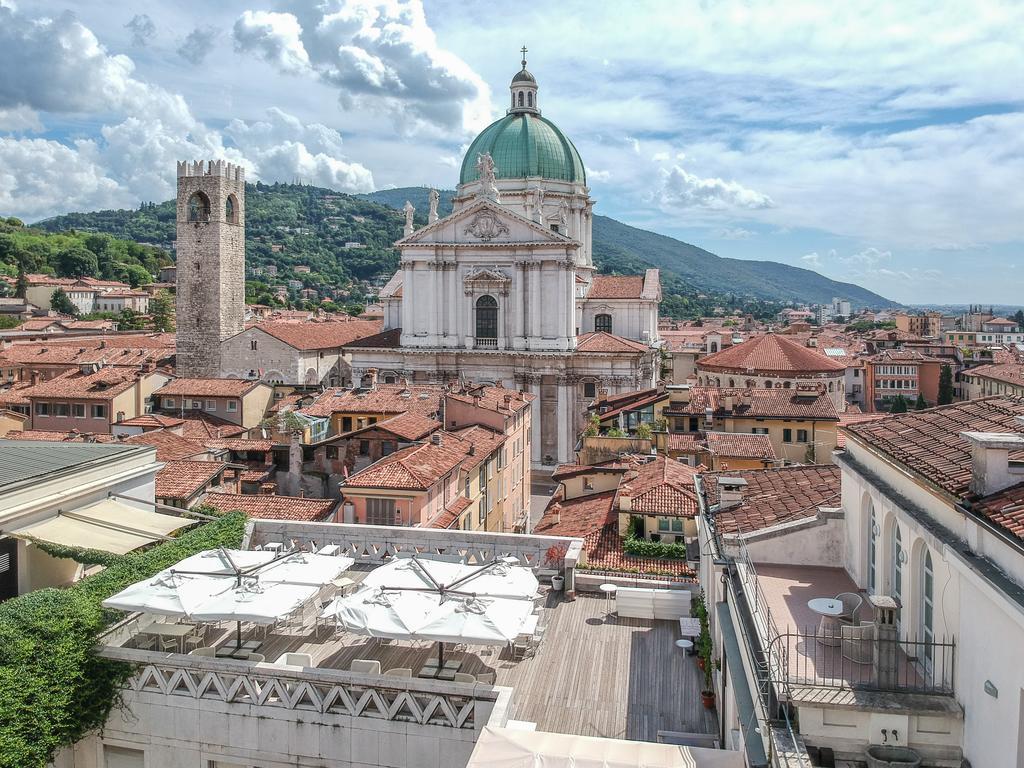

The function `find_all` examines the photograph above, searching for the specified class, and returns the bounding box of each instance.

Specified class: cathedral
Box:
[349,54,662,467]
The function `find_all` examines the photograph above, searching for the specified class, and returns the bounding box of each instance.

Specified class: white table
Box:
[808,598,844,646]
[600,583,617,617]
[146,622,196,653]
[675,639,694,653]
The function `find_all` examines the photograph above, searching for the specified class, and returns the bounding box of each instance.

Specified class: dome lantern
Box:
[509,45,539,115]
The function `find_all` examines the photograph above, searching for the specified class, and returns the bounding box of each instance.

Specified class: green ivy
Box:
[0,511,246,767]
[622,515,687,559]
[28,538,127,568]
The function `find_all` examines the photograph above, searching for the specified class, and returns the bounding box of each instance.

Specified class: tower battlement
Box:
[176,160,245,182]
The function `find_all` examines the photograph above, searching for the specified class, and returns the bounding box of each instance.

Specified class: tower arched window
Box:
[595,314,612,334]
[891,524,904,630]
[475,295,498,339]
[518,91,524,107]
[921,549,934,670]
[187,192,210,222]
[867,500,878,592]
[527,92,533,107]
[225,194,238,224]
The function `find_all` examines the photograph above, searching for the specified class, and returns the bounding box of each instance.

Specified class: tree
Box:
[55,244,99,278]
[120,263,153,288]
[1014,309,1024,330]
[149,290,174,332]
[117,308,145,330]
[890,395,908,414]
[14,257,27,299]
[582,413,600,437]
[635,422,653,440]
[938,364,954,405]
[914,393,928,410]
[50,288,78,316]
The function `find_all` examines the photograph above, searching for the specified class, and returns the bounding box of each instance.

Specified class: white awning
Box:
[467,727,745,768]
[11,499,193,555]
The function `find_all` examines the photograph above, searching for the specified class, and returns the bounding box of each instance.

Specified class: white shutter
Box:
[104,745,144,768]
[0,552,10,573]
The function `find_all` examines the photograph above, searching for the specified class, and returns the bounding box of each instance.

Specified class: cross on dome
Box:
[510,46,539,114]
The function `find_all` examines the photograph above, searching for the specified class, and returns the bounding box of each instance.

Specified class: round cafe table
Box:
[808,598,844,646]
[675,639,694,653]
[599,583,617,617]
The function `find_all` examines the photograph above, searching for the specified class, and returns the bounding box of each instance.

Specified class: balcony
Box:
[473,337,498,350]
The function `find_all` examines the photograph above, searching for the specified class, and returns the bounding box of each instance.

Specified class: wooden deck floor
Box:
[204,593,717,742]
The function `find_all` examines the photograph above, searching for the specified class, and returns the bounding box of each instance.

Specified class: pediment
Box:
[397,198,576,247]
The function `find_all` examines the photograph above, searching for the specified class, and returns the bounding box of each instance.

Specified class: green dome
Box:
[460,113,586,185]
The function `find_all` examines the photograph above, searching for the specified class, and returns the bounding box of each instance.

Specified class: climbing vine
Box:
[0,511,247,767]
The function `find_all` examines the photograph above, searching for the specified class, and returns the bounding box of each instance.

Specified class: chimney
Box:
[99,340,107,349]
[431,433,443,446]
[724,394,734,412]
[30,370,40,386]
[367,368,378,389]
[618,485,632,512]
[961,425,1024,496]
[717,477,748,510]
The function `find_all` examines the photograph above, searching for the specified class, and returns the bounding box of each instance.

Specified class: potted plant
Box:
[545,543,568,591]
[700,651,716,709]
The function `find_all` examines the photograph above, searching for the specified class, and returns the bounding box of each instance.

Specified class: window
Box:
[465,475,471,498]
[583,381,596,399]
[35,402,50,417]
[518,91,524,107]
[359,440,370,456]
[583,477,594,490]
[104,745,144,768]
[381,440,395,456]
[688,416,699,432]
[478,467,487,523]
[341,416,353,432]
[921,549,934,669]
[475,295,498,339]
[527,91,533,107]
[54,403,69,417]
[187,191,210,222]
[796,429,809,442]
[764,380,773,388]
[250,339,257,351]
[595,314,613,334]
[226,401,238,413]
[671,518,683,532]
[325,446,338,460]
[658,518,670,532]
[891,524,904,630]
[225,194,238,224]
[73,403,86,418]
[751,427,769,435]
[782,428,793,443]
[366,497,396,526]
[92,404,107,419]
[162,397,175,408]
[205,400,216,412]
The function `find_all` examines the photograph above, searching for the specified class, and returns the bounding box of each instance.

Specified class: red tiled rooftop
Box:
[576,332,649,354]
[587,275,645,299]
[705,431,777,460]
[175,413,248,440]
[668,386,839,421]
[700,465,841,535]
[343,327,402,349]
[623,456,700,517]
[964,363,1024,388]
[116,414,186,429]
[123,431,207,461]
[202,492,336,521]
[583,525,695,580]
[254,319,384,350]
[302,384,442,418]
[843,396,1024,498]
[20,367,141,400]
[343,435,469,491]
[154,378,264,397]
[446,385,533,415]
[156,460,226,500]
[698,332,846,375]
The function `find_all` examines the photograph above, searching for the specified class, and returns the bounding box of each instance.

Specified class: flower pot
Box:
[697,657,706,671]
[551,575,564,592]
[701,690,716,709]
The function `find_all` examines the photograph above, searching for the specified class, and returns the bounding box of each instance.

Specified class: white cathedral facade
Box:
[350,56,662,467]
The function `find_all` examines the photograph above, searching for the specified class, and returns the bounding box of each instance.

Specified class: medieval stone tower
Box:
[175,160,245,378]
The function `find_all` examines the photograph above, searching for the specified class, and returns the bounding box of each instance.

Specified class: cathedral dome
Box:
[459,113,586,185]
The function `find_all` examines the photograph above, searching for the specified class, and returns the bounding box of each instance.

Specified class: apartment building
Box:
[153,378,273,430]
[961,362,1024,399]
[863,349,943,410]
[895,311,944,338]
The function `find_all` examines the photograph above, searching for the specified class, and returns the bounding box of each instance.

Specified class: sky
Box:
[1,0,1022,305]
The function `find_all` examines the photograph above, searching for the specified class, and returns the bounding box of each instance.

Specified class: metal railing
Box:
[768,629,955,695]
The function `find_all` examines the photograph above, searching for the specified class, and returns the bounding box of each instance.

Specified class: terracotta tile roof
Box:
[622,456,700,517]
[0,339,172,368]
[21,367,141,400]
[701,465,841,534]
[343,327,402,349]
[116,414,185,429]
[343,436,468,491]
[0,383,33,407]
[253,319,384,350]
[156,460,226,501]
[583,525,695,579]
[576,332,649,354]
[202,438,274,452]
[175,413,247,440]
[368,411,442,441]
[592,388,664,419]
[239,468,273,482]
[698,332,846,375]
[836,412,887,448]
[154,378,264,397]
[964,363,1024,388]
[302,384,443,418]
[202,492,336,521]
[4,429,116,442]
[269,393,306,413]
[969,483,1024,542]
[446,385,533,415]
[666,433,704,453]
[535,489,618,538]
[588,275,644,299]
[667,386,839,420]
[705,432,777,460]
[843,396,1024,497]
[123,430,208,461]
[449,425,506,471]
[425,495,473,529]
[867,349,944,364]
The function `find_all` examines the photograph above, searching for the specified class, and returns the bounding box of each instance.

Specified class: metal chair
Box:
[841,621,876,664]
[384,667,412,678]
[835,592,864,625]
[134,632,157,651]
[184,628,206,653]
[159,636,180,653]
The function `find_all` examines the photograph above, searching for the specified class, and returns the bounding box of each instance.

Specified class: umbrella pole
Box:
[236,620,243,650]
[438,641,445,667]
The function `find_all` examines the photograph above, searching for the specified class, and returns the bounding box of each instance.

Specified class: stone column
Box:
[556,378,569,464]
[512,261,525,349]
[530,377,542,466]
[447,262,459,347]
[529,263,541,344]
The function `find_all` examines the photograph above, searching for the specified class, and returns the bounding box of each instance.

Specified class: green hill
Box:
[29,181,894,315]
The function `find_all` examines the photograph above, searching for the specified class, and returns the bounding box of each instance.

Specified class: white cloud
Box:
[233,11,310,75]
[0,105,41,132]
[655,164,774,211]
[178,26,219,66]
[233,1,490,136]
[801,252,821,267]
[125,14,155,47]
[715,226,754,240]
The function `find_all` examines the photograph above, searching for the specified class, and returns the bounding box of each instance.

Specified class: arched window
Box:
[527,92,533,107]
[518,91,524,107]
[595,314,612,334]
[921,549,934,669]
[867,501,878,592]
[475,295,498,339]
[891,524,904,630]
[709,342,718,352]
[187,192,210,222]
[829,381,835,392]
[764,380,773,388]
[783,381,791,388]
[225,194,238,224]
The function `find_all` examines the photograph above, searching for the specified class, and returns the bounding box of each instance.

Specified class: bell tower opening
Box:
[508,45,539,116]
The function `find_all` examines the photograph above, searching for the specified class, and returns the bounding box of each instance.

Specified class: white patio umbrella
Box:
[360,557,539,601]
[189,580,320,624]
[102,571,233,618]
[414,595,535,646]
[332,588,438,640]
[170,548,277,576]
[254,552,355,585]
